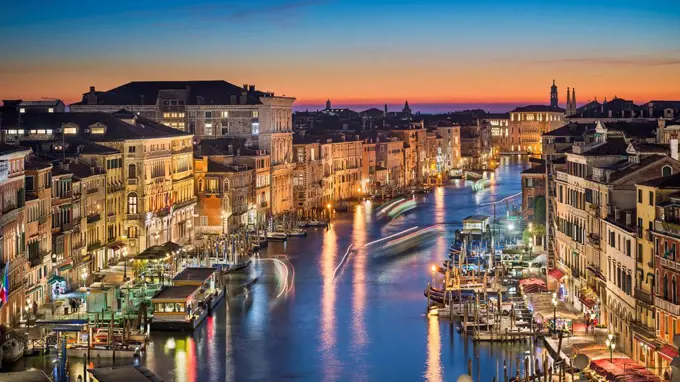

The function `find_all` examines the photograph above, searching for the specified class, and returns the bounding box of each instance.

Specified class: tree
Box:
[533,196,546,225]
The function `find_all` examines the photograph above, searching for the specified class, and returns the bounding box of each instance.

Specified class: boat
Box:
[1,330,26,363]
[296,221,309,228]
[307,220,328,227]
[287,229,307,237]
[266,232,288,241]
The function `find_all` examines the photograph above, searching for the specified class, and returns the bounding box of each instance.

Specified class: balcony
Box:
[107,213,116,223]
[629,320,656,339]
[555,171,568,182]
[260,201,268,208]
[655,296,680,316]
[127,178,138,185]
[174,197,197,210]
[86,187,99,195]
[656,219,680,238]
[87,241,102,251]
[635,287,654,306]
[0,206,22,226]
[659,257,680,272]
[126,213,140,221]
[87,213,101,224]
[587,233,600,247]
[155,207,171,218]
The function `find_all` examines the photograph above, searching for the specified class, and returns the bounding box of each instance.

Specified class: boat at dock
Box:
[287,228,307,237]
[307,220,328,227]
[1,329,26,364]
[266,232,288,241]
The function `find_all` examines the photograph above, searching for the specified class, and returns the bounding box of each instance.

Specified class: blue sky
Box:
[1,0,679,111]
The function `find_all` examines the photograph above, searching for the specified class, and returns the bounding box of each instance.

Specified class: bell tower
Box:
[550,80,558,108]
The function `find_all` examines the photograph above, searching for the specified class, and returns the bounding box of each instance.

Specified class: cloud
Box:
[534,51,680,67]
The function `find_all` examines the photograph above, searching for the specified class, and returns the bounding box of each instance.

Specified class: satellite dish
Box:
[573,353,590,370]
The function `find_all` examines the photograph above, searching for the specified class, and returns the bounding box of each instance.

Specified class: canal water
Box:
[10,156,541,381]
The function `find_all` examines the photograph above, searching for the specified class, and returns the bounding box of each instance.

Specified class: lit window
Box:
[252,122,259,135]
[252,111,259,118]
[8,130,16,134]
[30,130,37,134]
[222,111,229,118]
[64,127,77,134]
[127,193,138,214]
[90,127,105,134]
[19,108,25,113]
[205,123,213,135]
[48,108,54,113]
[47,129,53,134]
[37,129,46,134]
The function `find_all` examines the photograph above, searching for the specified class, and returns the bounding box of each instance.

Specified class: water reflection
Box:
[321,224,338,381]
[425,315,443,382]
[352,205,368,350]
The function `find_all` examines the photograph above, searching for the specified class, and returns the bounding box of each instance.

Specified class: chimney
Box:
[614,207,620,222]
[249,85,255,92]
[87,86,98,105]
[243,84,248,90]
[625,211,632,226]
[671,139,678,161]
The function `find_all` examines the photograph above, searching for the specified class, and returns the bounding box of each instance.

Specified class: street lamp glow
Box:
[431,265,436,272]
[327,204,331,209]
[508,223,514,231]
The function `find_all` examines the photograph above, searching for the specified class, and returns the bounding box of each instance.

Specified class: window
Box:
[64,127,77,134]
[649,191,654,206]
[297,148,305,163]
[128,164,136,179]
[663,165,673,177]
[252,111,259,118]
[626,239,631,257]
[129,146,136,153]
[200,216,208,226]
[222,111,229,118]
[25,176,34,191]
[48,108,54,113]
[205,123,213,136]
[91,127,105,134]
[526,178,534,188]
[251,122,259,135]
[19,108,25,113]
[638,243,643,263]
[127,226,138,239]
[637,189,642,203]
[205,111,212,119]
[127,193,138,214]
[207,178,219,193]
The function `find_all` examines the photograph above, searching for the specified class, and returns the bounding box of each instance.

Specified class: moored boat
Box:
[266,232,288,241]
[307,220,328,227]
[287,228,307,237]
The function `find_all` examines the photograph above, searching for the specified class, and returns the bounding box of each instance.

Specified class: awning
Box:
[107,241,125,250]
[26,284,43,295]
[548,269,565,280]
[579,296,597,309]
[634,335,656,349]
[659,344,679,361]
[58,263,73,272]
[47,275,66,284]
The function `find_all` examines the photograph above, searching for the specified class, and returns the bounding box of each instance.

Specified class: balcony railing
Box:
[87,213,101,224]
[0,206,22,226]
[86,187,99,195]
[635,287,654,306]
[127,178,138,185]
[126,213,140,221]
[629,320,656,339]
[656,219,680,238]
[655,296,680,316]
[555,171,568,182]
[659,257,680,272]
[174,197,197,210]
[155,207,171,218]
[87,241,102,251]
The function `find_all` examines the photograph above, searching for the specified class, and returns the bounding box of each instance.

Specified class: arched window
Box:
[663,165,672,177]
[664,273,669,300]
[198,179,204,192]
[127,193,138,214]
[128,163,136,179]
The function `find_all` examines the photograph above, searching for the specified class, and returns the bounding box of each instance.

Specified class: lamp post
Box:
[605,333,616,362]
[551,292,557,334]
[25,298,31,328]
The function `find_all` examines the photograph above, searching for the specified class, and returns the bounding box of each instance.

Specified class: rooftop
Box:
[521,164,546,175]
[638,172,680,188]
[87,366,163,382]
[73,80,269,106]
[601,121,657,139]
[578,138,629,156]
[542,122,596,137]
[151,285,198,301]
[463,215,489,222]
[512,105,565,113]
[172,267,216,282]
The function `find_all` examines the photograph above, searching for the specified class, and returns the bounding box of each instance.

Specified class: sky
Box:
[1,0,679,113]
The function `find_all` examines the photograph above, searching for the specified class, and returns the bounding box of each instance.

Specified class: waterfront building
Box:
[391,122,427,186]
[509,105,565,154]
[436,121,462,172]
[292,138,323,215]
[2,112,196,257]
[0,145,31,326]
[424,130,444,184]
[320,134,363,204]
[635,170,680,372]
[486,113,511,153]
[361,136,378,195]
[459,121,492,169]
[375,137,405,195]
[520,164,546,225]
[24,159,53,310]
[194,155,254,235]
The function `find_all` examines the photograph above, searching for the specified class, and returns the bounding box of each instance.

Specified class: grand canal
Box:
[11,156,539,381]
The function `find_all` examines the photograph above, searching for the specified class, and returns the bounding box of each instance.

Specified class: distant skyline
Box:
[1,0,679,112]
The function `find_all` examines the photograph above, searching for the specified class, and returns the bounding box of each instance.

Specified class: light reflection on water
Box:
[5,157,532,382]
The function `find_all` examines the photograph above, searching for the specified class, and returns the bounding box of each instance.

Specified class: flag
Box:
[0,263,8,307]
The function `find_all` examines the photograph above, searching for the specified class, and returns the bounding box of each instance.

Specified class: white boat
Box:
[266,232,288,241]
[296,221,309,228]
[287,229,307,237]
[307,220,328,227]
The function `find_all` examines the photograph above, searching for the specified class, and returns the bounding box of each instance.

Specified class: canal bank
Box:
[7,156,535,382]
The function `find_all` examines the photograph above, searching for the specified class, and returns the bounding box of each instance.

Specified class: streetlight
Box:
[605,333,616,362]
[551,293,557,334]
[25,298,31,328]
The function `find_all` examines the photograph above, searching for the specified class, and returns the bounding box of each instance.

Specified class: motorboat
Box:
[266,232,288,241]
[287,229,307,237]
[307,220,328,227]
[296,221,309,228]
